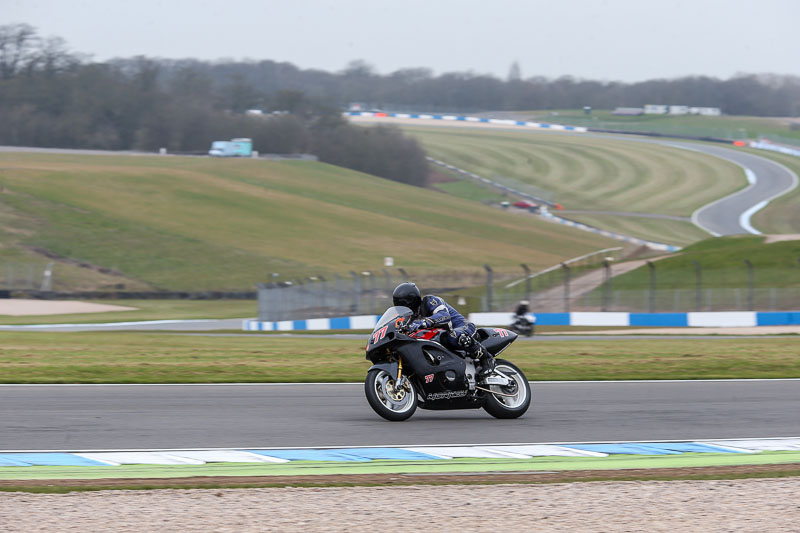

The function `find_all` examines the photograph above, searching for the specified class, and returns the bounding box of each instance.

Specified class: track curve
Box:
[1,381,797,450]
[673,143,798,236]
[348,116,799,237]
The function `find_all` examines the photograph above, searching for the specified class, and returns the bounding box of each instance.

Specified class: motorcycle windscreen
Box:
[373,306,413,332]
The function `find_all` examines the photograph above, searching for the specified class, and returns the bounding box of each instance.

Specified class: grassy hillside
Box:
[397,126,745,246]
[602,235,800,290]
[0,152,620,291]
[402,127,745,216]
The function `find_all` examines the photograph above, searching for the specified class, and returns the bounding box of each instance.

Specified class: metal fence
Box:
[257,252,800,321]
[256,248,625,321]
[1,262,54,291]
[536,259,800,313]
[256,268,495,322]
[577,287,800,313]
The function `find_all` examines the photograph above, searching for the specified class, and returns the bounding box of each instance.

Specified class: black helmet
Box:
[392,282,421,312]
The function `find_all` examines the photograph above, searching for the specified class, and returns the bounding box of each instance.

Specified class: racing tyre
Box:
[483,359,531,419]
[364,368,417,421]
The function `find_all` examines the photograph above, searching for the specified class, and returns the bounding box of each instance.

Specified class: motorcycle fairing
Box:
[476,327,518,356]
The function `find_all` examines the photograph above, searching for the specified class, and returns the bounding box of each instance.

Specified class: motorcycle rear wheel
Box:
[364,368,418,421]
[483,359,531,419]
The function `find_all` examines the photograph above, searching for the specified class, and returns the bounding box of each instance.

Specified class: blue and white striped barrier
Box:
[244,315,379,332]
[470,311,800,328]
[347,111,588,132]
[244,311,800,332]
[2,438,799,468]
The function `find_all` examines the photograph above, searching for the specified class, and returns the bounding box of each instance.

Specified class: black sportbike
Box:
[364,306,531,421]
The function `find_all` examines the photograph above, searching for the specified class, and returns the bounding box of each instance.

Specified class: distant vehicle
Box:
[512,200,539,212]
[208,138,253,157]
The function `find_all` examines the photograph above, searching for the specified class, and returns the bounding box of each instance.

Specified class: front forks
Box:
[394,357,409,390]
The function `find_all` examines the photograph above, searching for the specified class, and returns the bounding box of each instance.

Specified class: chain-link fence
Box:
[256,248,625,321]
[561,259,800,313]
[257,251,800,321]
[578,287,800,312]
[0,262,54,291]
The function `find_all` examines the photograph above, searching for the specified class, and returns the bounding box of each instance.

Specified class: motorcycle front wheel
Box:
[364,368,418,421]
[483,359,531,419]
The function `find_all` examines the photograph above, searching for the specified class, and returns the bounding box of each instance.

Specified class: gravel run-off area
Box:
[1,478,798,532]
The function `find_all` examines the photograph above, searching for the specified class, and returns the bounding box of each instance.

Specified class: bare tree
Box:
[0,23,39,79]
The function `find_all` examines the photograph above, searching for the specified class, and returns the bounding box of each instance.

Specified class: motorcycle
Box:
[364,305,531,421]
[509,314,535,336]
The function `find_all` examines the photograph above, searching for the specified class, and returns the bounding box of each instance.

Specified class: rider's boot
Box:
[469,343,494,378]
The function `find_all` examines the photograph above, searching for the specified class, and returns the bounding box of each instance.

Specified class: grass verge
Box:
[1,332,799,383]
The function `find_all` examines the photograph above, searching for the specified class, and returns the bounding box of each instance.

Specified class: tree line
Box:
[2,23,799,185]
[0,24,429,187]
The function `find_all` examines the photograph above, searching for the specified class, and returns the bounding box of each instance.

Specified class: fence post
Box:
[602,258,612,312]
[350,271,360,314]
[521,263,531,304]
[693,260,702,311]
[647,261,656,313]
[363,271,376,314]
[382,268,392,300]
[483,264,493,312]
[334,274,343,316]
[41,262,54,291]
[256,283,267,321]
[397,267,408,280]
[294,279,305,319]
[561,262,571,313]
[318,275,327,314]
[744,259,754,311]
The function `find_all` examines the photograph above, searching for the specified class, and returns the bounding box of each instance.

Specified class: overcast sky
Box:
[4,0,798,82]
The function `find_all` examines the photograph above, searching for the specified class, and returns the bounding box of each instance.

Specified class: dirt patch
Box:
[764,234,800,244]
[2,463,797,490]
[0,299,137,316]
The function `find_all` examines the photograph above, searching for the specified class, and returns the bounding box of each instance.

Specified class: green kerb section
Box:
[1,452,799,481]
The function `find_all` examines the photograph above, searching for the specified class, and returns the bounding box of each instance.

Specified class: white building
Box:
[644,104,668,114]
[689,107,722,116]
[668,105,690,115]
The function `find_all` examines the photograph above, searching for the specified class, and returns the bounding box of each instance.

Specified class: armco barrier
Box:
[540,209,681,252]
[243,311,800,331]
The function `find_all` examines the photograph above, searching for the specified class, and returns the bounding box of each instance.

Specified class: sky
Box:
[3,0,799,82]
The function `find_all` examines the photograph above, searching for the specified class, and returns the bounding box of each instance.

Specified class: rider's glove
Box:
[407,320,424,332]
[408,318,432,332]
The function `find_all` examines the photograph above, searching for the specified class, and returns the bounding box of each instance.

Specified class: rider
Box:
[514,300,530,319]
[392,282,495,377]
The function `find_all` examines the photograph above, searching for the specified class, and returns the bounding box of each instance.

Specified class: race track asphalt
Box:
[676,143,798,236]
[1,380,797,450]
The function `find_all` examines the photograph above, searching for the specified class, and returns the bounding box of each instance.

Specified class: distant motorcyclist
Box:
[515,300,530,318]
[392,282,494,377]
[511,300,535,336]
